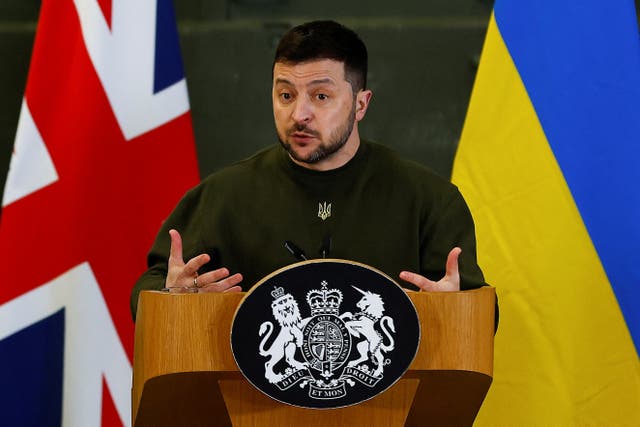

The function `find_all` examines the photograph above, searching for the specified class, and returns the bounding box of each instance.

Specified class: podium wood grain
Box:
[132,288,494,426]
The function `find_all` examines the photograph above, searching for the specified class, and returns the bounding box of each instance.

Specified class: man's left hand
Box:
[399,247,461,292]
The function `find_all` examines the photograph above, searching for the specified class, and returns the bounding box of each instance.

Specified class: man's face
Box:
[272,59,370,170]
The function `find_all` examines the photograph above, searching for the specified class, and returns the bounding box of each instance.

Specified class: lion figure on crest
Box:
[259,289,308,383]
[341,286,396,377]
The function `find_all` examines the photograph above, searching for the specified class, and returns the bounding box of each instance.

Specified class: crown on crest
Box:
[306,281,343,316]
[271,286,285,300]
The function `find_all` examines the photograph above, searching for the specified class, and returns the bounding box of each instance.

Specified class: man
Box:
[130,20,488,318]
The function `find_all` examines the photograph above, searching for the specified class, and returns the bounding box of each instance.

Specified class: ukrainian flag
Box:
[453,1,640,425]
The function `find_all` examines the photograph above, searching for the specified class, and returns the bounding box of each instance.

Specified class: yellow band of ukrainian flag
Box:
[453,2,640,425]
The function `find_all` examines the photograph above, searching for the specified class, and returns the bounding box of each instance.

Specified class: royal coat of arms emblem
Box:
[231,260,420,409]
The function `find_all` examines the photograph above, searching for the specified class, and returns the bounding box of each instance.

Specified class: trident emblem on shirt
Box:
[318,202,331,221]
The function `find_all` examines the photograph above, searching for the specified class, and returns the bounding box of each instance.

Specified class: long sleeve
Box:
[419,186,486,291]
[130,184,208,319]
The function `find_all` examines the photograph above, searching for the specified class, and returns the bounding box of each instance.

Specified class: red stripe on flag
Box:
[101,377,123,427]
[97,0,113,30]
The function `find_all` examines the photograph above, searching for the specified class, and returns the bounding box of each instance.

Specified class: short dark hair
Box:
[273,20,368,92]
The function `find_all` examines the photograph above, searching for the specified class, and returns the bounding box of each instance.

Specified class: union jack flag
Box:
[0,1,199,425]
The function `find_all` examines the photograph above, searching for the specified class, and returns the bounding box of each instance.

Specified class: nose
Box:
[291,97,313,124]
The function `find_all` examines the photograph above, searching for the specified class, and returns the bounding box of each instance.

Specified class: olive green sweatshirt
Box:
[131,141,488,318]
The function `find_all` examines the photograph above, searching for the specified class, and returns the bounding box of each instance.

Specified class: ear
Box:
[354,89,373,122]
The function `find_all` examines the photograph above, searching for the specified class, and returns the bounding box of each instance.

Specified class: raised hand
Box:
[166,229,243,293]
[399,247,461,292]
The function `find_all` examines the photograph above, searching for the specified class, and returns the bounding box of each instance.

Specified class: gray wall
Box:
[0,1,497,205]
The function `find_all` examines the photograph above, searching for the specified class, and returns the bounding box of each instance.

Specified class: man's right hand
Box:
[166,229,243,293]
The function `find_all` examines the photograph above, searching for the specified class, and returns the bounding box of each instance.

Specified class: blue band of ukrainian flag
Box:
[454,1,640,425]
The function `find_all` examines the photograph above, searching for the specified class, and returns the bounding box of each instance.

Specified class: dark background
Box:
[1,0,639,205]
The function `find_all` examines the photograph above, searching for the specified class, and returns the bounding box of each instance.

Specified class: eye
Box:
[316,93,329,101]
[279,92,293,102]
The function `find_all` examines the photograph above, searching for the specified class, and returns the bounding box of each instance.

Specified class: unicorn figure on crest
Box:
[340,286,396,377]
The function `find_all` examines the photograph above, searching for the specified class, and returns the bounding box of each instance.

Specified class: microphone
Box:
[319,233,332,258]
[284,240,308,261]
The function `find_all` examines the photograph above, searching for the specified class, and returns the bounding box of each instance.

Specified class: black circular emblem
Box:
[231,259,421,409]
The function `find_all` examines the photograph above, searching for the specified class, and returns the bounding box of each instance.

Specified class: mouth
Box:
[289,132,317,143]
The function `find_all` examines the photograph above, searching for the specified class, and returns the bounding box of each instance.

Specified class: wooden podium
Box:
[132,287,495,426]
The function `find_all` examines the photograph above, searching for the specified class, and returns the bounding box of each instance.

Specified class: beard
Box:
[278,101,356,165]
